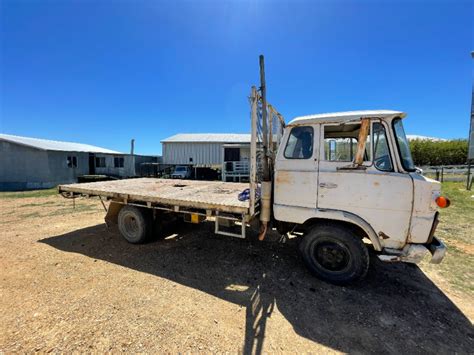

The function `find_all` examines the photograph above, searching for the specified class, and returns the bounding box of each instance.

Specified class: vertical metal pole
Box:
[221,145,225,182]
[250,86,258,216]
[467,160,472,190]
[258,55,272,240]
[467,51,474,189]
[259,55,270,182]
[268,106,273,168]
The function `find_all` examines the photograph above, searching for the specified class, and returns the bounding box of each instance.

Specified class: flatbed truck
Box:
[59,56,448,284]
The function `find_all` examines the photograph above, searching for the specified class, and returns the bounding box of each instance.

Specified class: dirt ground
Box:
[0,190,473,353]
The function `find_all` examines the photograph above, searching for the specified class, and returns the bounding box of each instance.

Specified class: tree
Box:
[409,139,468,166]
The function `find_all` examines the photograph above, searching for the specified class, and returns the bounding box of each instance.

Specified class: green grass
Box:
[20,211,42,219]
[19,201,58,207]
[421,182,474,294]
[437,246,473,294]
[438,182,474,245]
[47,203,99,216]
[0,188,57,199]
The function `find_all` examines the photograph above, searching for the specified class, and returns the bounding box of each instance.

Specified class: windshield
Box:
[392,118,415,171]
[175,167,186,172]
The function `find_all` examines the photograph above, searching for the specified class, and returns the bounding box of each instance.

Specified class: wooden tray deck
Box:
[59,178,251,214]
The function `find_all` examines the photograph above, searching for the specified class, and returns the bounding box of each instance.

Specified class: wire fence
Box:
[421,165,472,185]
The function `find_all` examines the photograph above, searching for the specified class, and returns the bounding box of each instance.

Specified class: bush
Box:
[409,139,468,166]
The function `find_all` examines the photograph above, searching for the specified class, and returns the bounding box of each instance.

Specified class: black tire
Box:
[299,224,369,285]
[118,206,152,244]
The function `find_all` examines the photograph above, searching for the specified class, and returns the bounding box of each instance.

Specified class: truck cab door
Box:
[317,121,413,249]
[274,124,319,215]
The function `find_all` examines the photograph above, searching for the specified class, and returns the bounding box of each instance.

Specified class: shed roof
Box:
[161,133,251,143]
[0,133,122,154]
[287,110,406,126]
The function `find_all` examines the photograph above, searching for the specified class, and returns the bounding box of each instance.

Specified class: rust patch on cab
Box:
[275,171,293,185]
[378,231,390,239]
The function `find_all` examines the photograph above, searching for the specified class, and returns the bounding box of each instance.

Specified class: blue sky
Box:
[1,0,472,155]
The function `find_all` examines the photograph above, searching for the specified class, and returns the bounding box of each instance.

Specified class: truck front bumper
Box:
[426,237,447,264]
[378,236,447,264]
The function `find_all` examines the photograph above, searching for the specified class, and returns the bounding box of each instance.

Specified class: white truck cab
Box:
[270,110,447,284]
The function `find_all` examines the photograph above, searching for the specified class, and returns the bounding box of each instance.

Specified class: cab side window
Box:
[323,123,370,162]
[324,138,357,161]
[373,122,393,171]
[284,126,313,159]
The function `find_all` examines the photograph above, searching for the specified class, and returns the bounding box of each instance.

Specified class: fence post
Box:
[468,160,472,190]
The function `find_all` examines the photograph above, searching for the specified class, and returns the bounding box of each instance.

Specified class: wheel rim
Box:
[312,240,351,273]
[123,213,139,237]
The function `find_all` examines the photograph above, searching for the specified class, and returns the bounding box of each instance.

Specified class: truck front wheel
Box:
[118,206,152,244]
[299,224,369,285]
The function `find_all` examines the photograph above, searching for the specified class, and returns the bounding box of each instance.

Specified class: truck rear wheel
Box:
[118,206,152,244]
[299,224,369,285]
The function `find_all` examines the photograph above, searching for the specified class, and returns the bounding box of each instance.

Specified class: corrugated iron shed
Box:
[161,133,251,166]
[0,133,122,154]
[161,133,250,143]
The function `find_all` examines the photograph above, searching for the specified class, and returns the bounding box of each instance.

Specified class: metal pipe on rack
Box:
[258,55,272,240]
[259,55,270,182]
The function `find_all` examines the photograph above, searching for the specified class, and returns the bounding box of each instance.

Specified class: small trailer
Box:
[59,56,448,284]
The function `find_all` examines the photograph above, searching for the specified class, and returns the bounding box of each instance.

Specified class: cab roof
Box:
[287,110,406,126]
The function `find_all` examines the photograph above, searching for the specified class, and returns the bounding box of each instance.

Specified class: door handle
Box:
[319,182,338,189]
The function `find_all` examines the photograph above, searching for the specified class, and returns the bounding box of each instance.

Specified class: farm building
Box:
[0,134,157,191]
[161,134,251,182]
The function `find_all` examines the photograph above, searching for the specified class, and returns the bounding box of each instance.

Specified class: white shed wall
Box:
[162,142,223,166]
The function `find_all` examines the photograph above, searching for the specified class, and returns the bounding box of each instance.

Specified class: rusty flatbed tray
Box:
[58,178,251,214]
